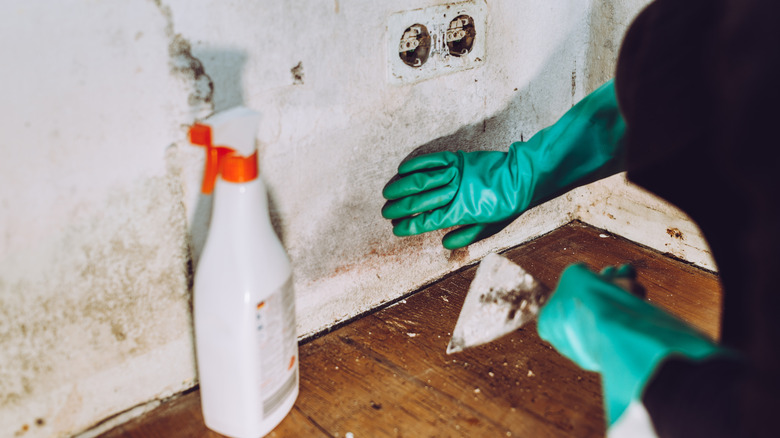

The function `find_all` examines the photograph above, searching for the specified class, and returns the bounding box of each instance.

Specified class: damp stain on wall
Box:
[0,171,192,432]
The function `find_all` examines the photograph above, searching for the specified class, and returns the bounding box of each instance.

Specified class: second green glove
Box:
[382,79,627,249]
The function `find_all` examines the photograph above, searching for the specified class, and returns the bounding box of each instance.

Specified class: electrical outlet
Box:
[387,0,487,85]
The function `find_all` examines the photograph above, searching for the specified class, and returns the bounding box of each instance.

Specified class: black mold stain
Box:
[291,62,304,85]
[169,35,214,107]
[153,0,214,109]
[571,68,577,100]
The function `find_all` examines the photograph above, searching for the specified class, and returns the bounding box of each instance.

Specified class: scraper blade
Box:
[446,253,550,354]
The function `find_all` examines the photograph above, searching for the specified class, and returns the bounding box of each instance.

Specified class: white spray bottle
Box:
[189,107,299,438]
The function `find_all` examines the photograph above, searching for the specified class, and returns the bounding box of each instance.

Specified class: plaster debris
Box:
[474,388,481,394]
[527,370,535,377]
[488,371,495,377]
[407,333,418,338]
[346,433,354,438]
[599,234,609,238]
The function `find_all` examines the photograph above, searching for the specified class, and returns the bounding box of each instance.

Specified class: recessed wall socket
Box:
[387,0,487,85]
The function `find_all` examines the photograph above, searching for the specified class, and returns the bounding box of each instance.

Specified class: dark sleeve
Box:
[616,0,780,436]
[642,356,745,437]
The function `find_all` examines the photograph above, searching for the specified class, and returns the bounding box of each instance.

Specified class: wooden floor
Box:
[100,222,721,438]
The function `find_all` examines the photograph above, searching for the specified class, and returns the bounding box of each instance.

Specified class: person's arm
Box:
[536,264,735,432]
[381,79,627,249]
[642,355,745,437]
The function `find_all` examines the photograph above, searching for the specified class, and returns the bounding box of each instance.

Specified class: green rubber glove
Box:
[382,79,626,249]
[537,264,729,425]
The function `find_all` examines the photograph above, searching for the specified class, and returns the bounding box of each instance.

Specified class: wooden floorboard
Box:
[99,221,722,438]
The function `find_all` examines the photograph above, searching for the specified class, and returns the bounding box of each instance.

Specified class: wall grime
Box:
[0,0,203,435]
[0,172,193,438]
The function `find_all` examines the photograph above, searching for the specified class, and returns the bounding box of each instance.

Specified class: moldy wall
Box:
[1,1,707,437]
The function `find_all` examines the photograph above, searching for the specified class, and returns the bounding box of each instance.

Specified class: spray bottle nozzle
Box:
[188,107,261,194]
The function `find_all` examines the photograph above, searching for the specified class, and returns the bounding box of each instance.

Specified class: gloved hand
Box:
[537,263,729,425]
[382,79,627,249]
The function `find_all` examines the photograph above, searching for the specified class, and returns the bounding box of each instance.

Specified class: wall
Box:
[0,1,704,437]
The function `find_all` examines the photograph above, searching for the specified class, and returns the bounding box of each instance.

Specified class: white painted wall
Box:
[0,0,710,437]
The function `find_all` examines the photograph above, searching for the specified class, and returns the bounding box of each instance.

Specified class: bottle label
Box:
[255,278,298,418]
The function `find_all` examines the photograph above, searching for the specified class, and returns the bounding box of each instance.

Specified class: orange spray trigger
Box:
[189,107,261,194]
[189,123,233,195]
[189,121,259,194]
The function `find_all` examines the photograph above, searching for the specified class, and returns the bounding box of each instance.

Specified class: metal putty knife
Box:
[446,253,550,354]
